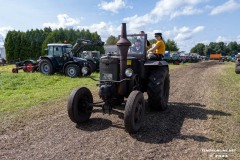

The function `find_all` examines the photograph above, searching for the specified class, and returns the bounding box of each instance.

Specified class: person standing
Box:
[139,31,150,47]
[147,33,165,60]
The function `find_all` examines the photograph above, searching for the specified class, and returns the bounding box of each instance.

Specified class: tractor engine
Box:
[98,55,119,101]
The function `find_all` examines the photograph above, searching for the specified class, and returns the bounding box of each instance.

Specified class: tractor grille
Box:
[100,56,119,81]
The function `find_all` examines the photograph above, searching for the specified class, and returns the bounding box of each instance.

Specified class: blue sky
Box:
[0,0,240,52]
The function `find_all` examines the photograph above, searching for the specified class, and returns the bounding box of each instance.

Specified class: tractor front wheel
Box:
[124,91,145,133]
[65,64,80,78]
[67,87,93,124]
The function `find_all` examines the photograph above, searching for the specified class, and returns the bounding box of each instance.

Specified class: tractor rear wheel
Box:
[124,91,145,133]
[147,66,170,111]
[88,60,97,73]
[23,62,34,72]
[39,59,54,75]
[67,87,93,124]
[65,64,80,78]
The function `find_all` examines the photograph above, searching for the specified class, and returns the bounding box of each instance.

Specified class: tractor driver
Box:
[131,39,143,54]
[147,33,165,60]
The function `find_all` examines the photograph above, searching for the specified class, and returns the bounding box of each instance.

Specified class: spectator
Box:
[147,33,165,60]
[139,31,150,47]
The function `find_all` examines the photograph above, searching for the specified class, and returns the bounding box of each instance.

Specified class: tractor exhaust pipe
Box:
[116,23,131,95]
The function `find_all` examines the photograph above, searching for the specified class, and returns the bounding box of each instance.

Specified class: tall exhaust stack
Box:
[116,23,131,80]
[116,23,131,95]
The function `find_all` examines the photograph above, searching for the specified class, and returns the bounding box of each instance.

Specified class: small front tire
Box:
[124,91,145,133]
[67,87,93,124]
[65,64,80,78]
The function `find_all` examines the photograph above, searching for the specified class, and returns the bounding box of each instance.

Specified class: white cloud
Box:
[173,26,205,41]
[0,26,14,44]
[237,35,240,43]
[123,14,154,32]
[98,0,127,13]
[123,0,205,31]
[210,0,240,15]
[0,26,14,38]
[215,35,240,43]
[77,22,120,41]
[43,14,80,29]
[216,36,228,42]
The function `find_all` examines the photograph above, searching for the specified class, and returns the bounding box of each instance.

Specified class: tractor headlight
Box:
[81,67,89,75]
[125,68,133,77]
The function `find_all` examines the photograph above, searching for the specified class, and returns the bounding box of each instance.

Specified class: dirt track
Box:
[0,61,232,159]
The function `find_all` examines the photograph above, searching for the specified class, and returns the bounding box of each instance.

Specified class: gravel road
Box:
[0,61,231,160]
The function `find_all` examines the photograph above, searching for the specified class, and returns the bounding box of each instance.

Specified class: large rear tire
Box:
[39,59,54,75]
[124,91,145,133]
[147,66,170,111]
[67,87,93,124]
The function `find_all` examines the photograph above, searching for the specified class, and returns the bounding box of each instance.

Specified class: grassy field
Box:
[209,62,240,157]
[0,63,185,116]
[0,65,99,115]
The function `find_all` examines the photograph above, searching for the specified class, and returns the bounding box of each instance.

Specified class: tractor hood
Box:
[73,57,87,62]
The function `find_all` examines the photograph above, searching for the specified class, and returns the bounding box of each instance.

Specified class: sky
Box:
[0,0,240,52]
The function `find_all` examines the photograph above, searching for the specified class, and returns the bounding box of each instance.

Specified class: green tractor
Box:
[38,40,103,78]
[67,23,170,133]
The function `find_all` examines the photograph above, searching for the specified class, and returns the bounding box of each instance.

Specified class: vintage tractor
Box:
[39,39,103,78]
[12,59,38,73]
[67,23,170,133]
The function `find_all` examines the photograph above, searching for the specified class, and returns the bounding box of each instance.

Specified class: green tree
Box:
[165,39,179,51]
[228,41,238,54]
[204,46,214,56]
[106,35,118,45]
[190,43,205,55]
[4,31,15,62]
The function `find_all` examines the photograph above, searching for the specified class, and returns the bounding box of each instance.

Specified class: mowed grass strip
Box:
[0,65,99,115]
[0,62,187,117]
[210,62,240,158]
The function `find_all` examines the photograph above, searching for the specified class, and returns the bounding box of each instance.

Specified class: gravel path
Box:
[0,61,230,160]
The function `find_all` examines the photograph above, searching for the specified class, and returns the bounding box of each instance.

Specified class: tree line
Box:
[190,42,240,56]
[4,28,104,62]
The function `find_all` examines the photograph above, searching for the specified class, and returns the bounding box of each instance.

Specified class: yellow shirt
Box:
[155,40,165,54]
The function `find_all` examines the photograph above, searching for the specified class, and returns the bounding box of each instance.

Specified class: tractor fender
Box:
[86,59,97,64]
[144,60,168,66]
[22,60,37,65]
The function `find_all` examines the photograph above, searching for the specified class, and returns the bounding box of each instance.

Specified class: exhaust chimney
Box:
[116,23,131,96]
